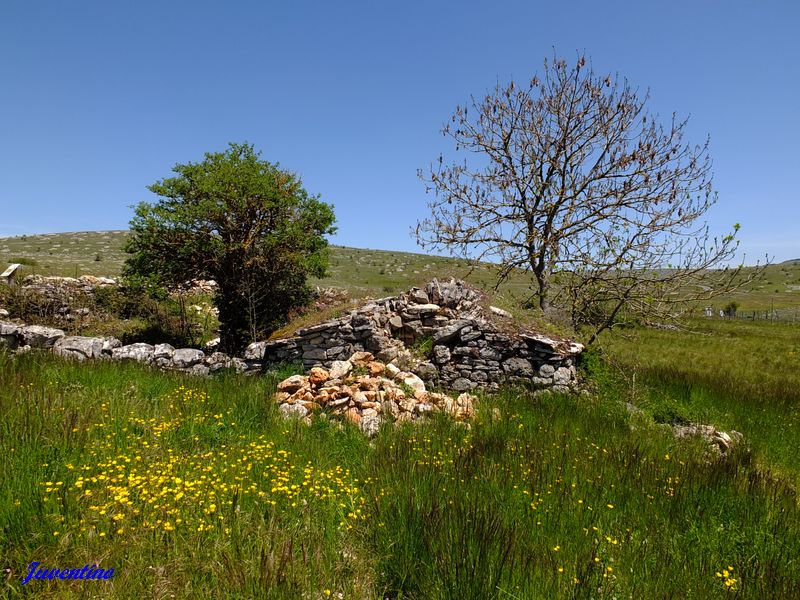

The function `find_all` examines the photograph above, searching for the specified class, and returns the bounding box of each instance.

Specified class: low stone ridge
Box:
[21,274,118,293]
[273,351,477,436]
[673,423,744,458]
[0,320,254,375]
[247,278,584,393]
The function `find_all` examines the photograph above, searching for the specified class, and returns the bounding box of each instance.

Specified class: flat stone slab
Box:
[172,348,205,368]
[404,303,442,316]
[21,325,65,348]
[111,343,155,363]
[54,336,104,360]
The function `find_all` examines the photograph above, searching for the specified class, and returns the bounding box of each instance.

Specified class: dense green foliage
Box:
[1,349,799,598]
[123,143,336,353]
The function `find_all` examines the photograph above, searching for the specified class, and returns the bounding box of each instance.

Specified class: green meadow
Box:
[1,231,799,598]
[2,352,799,599]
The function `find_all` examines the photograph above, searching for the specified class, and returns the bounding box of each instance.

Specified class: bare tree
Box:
[416,54,760,342]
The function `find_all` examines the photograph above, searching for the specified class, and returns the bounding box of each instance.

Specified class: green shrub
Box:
[9,256,38,267]
[649,396,692,425]
[410,335,433,358]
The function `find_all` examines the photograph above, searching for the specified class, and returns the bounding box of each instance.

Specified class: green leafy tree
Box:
[124,142,336,354]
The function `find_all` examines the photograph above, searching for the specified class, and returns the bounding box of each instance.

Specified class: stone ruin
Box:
[1,279,584,394]
[245,279,584,393]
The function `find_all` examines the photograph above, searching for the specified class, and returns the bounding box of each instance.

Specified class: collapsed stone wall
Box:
[21,274,118,293]
[245,279,584,392]
[0,321,257,376]
[1,279,584,392]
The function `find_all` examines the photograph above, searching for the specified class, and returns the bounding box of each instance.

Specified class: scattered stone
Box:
[673,423,744,457]
[279,403,309,419]
[328,360,353,380]
[367,361,385,376]
[385,363,401,378]
[350,351,375,366]
[308,367,329,385]
[489,306,513,319]
[402,372,426,394]
[277,374,309,394]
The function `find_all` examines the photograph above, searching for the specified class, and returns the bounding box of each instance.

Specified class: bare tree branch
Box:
[416,54,766,343]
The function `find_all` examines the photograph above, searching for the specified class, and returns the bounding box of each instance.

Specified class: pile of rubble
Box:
[275,351,477,436]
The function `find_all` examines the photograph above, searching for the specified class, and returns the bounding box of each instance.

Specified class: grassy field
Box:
[599,319,800,486]
[2,352,799,599]
[1,230,799,597]
[0,231,508,299]
[5,230,798,312]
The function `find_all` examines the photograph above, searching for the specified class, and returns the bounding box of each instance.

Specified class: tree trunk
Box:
[531,257,550,311]
[216,255,250,355]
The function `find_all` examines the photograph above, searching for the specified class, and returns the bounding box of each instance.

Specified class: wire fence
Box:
[733,309,800,323]
[700,306,800,323]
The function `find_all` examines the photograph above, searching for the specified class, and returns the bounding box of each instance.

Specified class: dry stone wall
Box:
[0,321,255,376]
[1,279,584,393]
[246,279,584,392]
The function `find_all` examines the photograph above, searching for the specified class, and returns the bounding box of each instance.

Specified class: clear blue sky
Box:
[1,1,797,262]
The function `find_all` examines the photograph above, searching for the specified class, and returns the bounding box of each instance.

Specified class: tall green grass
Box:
[600,319,800,484]
[1,351,799,598]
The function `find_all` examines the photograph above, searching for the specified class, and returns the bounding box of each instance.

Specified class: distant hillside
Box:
[0,230,529,303]
[2,231,799,311]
